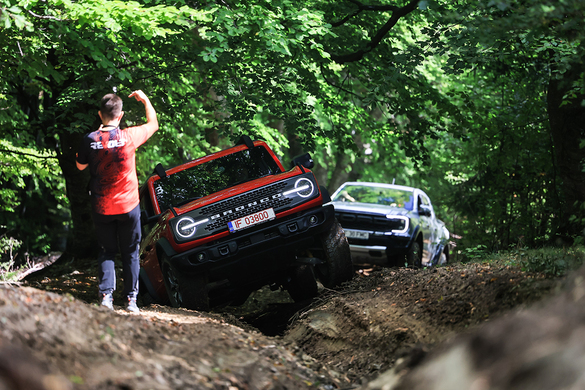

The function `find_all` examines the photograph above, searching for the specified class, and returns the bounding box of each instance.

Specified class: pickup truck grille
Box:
[335,212,405,231]
[202,181,292,232]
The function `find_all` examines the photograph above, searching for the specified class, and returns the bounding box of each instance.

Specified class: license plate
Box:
[228,208,276,232]
[344,229,369,240]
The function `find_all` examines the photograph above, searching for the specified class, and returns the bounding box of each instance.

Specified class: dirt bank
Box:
[0,259,559,389]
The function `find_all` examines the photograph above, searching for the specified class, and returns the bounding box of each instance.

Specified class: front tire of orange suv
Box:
[161,255,210,311]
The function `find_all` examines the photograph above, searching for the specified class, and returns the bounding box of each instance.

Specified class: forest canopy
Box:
[1,0,584,263]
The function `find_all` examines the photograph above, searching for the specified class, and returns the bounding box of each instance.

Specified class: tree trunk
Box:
[547,64,585,238]
[327,150,350,193]
[57,129,98,260]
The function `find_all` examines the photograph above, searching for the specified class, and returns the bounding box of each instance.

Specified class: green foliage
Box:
[457,246,585,278]
[409,0,585,252]
[0,235,21,261]
[462,244,489,262]
[0,140,68,256]
[517,247,585,277]
[1,0,584,259]
[0,234,21,282]
[0,0,214,255]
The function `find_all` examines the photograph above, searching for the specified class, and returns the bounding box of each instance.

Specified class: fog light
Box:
[309,215,318,225]
[197,252,206,262]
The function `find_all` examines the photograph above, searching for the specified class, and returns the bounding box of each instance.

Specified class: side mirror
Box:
[154,163,167,179]
[140,209,150,226]
[140,209,160,226]
[236,135,254,149]
[419,205,432,217]
[291,153,314,170]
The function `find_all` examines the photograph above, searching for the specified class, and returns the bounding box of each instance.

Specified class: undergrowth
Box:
[469,246,585,278]
[0,235,42,283]
[0,235,22,283]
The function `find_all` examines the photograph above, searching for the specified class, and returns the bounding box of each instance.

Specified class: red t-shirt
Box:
[77,126,149,215]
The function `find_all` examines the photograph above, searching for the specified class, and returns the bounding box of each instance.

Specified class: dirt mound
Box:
[366,267,585,390]
[0,260,560,389]
[281,263,558,384]
[0,285,338,389]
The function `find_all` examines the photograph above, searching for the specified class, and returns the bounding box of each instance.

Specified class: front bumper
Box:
[346,231,412,264]
[348,244,388,264]
[168,204,335,281]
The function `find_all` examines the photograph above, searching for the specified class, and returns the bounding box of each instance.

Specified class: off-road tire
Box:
[286,265,319,302]
[316,219,354,288]
[406,241,422,268]
[161,256,209,311]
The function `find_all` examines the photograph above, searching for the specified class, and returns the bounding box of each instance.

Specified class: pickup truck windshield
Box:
[154,146,281,211]
[333,185,414,210]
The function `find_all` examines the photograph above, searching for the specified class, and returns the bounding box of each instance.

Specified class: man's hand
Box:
[129,90,148,103]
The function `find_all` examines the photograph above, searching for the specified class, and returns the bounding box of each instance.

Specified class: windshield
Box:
[333,185,414,210]
[153,146,281,211]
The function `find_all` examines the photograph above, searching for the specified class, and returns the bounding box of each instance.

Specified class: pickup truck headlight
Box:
[386,215,409,234]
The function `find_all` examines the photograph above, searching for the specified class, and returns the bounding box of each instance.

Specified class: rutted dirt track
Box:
[0,259,560,389]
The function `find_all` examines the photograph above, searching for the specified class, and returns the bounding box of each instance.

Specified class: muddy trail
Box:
[0,258,560,389]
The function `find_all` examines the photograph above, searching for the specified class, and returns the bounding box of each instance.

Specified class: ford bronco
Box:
[138,136,354,310]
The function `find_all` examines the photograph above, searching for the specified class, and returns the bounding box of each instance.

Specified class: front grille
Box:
[336,212,403,231]
[202,181,292,231]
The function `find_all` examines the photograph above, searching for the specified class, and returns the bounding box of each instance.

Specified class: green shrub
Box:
[461,244,489,262]
[518,246,585,277]
[0,235,22,282]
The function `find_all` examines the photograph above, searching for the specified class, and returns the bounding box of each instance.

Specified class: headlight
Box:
[284,178,315,198]
[386,215,409,234]
[176,217,209,238]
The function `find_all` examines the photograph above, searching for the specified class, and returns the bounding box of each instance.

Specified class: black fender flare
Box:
[156,237,177,262]
[408,225,423,250]
[139,267,161,302]
[320,185,331,204]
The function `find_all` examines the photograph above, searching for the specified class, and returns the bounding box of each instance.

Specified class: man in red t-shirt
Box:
[76,90,158,312]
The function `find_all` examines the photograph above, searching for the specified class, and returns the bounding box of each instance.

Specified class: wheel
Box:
[161,256,209,311]
[286,265,319,302]
[406,240,422,268]
[315,219,354,288]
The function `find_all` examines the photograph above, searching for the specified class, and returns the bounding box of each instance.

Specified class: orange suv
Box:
[138,136,353,310]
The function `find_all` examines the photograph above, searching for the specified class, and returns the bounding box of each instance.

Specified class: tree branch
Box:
[27,10,63,21]
[319,64,364,99]
[331,0,403,27]
[0,149,58,160]
[328,0,421,64]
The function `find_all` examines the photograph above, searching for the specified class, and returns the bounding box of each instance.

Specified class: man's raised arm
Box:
[129,90,158,139]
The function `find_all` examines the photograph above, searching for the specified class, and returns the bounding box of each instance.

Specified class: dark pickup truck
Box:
[138,136,354,310]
